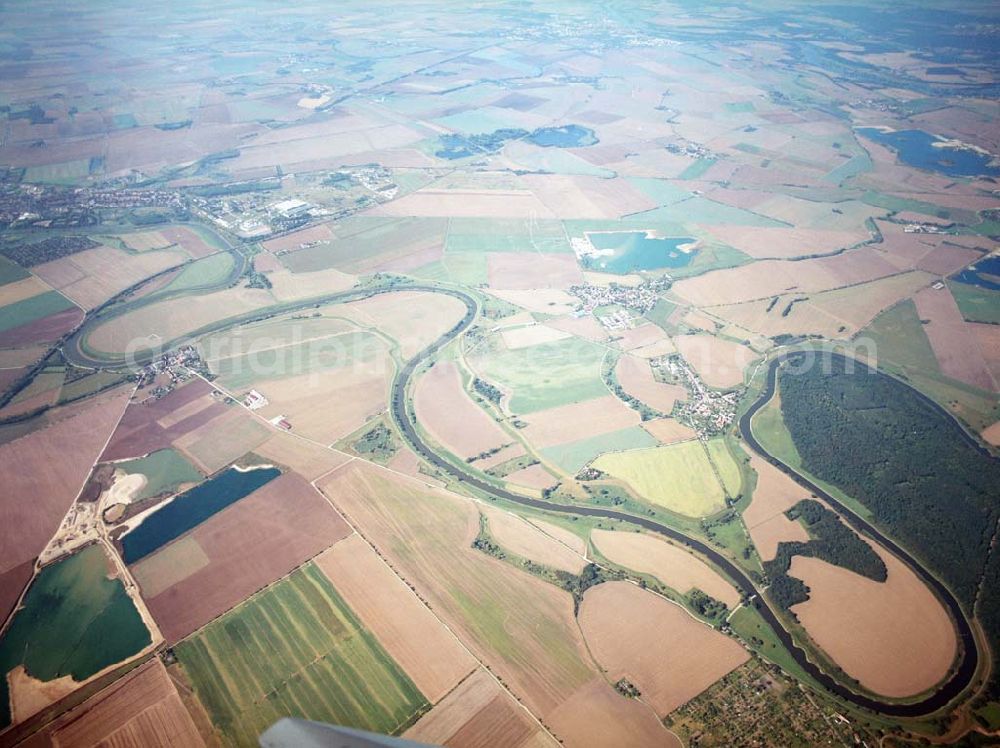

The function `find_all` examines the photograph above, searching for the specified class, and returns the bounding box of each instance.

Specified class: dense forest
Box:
[778,357,1000,688]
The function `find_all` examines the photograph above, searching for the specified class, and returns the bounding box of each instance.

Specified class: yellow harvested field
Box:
[520,395,641,449]
[173,408,271,473]
[547,314,609,343]
[526,519,587,557]
[0,276,52,306]
[486,289,579,315]
[629,338,678,359]
[616,323,669,352]
[615,355,686,413]
[341,290,468,358]
[414,360,510,460]
[371,188,557,218]
[405,668,556,748]
[742,454,811,561]
[254,431,352,480]
[506,463,558,491]
[86,287,274,354]
[317,462,595,718]
[681,308,719,332]
[521,174,658,219]
[132,535,210,598]
[982,420,1000,447]
[546,677,678,748]
[387,446,446,488]
[673,334,756,388]
[591,529,739,607]
[487,253,583,290]
[481,505,586,574]
[500,324,572,350]
[579,582,748,716]
[703,226,868,260]
[118,230,174,251]
[316,534,476,703]
[789,540,957,698]
[35,245,185,311]
[592,442,725,517]
[640,417,697,444]
[266,267,356,303]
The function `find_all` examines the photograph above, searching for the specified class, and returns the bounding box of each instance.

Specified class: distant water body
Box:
[121,465,280,563]
[857,127,1000,178]
[526,124,597,148]
[953,255,1000,291]
[585,231,696,274]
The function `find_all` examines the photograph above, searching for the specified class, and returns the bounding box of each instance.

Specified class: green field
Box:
[445,217,571,253]
[678,158,717,180]
[0,290,76,333]
[409,252,489,285]
[0,545,151,727]
[728,605,818,690]
[861,299,940,374]
[541,425,657,474]
[592,441,726,517]
[0,256,30,285]
[23,158,93,185]
[157,251,235,295]
[176,563,427,746]
[114,448,204,501]
[706,437,742,497]
[476,336,608,414]
[947,280,1000,324]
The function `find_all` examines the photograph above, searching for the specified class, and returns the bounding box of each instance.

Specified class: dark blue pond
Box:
[584,232,697,274]
[953,255,1000,291]
[121,466,280,563]
[857,128,1000,178]
[527,124,597,148]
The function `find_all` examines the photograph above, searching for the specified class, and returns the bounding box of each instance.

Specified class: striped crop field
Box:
[175,563,428,746]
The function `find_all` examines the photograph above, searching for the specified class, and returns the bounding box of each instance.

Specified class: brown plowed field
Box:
[789,539,957,698]
[487,253,583,291]
[520,395,640,449]
[525,520,587,557]
[317,462,595,718]
[546,677,680,748]
[547,314,609,343]
[316,534,476,704]
[481,506,585,574]
[975,322,1000,388]
[579,582,748,716]
[913,286,996,391]
[0,386,131,616]
[405,668,555,748]
[616,323,669,352]
[615,356,686,413]
[414,361,510,460]
[262,223,335,253]
[674,334,756,388]
[138,472,351,642]
[173,408,271,474]
[158,226,218,259]
[254,431,351,480]
[640,418,697,444]
[742,454,811,561]
[591,529,739,607]
[42,659,204,748]
[0,306,83,347]
[506,464,558,491]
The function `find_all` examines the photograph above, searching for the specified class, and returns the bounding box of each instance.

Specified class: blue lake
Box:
[857,128,1000,178]
[121,465,280,564]
[953,255,1000,291]
[584,232,697,274]
[527,124,597,148]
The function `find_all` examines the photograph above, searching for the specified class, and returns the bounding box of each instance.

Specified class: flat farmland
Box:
[265,267,357,304]
[578,582,748,716]
[486,252,583,290]
[0,275,53,307]
[520,174,658,219]
[540,425,656,475]
[519,395,640,449]
[0,290,77,336]
[173,408,271,474]
[157,225,223,259]
[175,564,427,746]
[500,324,571,350]
[913,286,997,391]
[135,472,351,642]
[317,462,595,718]
[592,442,727,517]
[616,323,671,352]
[673,334,756,388]
[506,463,559,491]
[254,431,351,480]
[41,659,204,748]
[742,454,811,561]
[371,188,557,219]
[702,226,867,260]
[316,534,476,704]
[615,355,686,413]
[481,505,586,574]
[591,529,739,608]
[0,305,83,348]
[414,360,510,460]
[486,288,579,315]
[0,386,131,622]
[788,540,957,698]
[339,290,467,358]
[640,417,697,444]
[473,336,608,414]
[405,668,555,748]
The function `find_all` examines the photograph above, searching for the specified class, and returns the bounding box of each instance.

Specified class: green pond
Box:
[583,231,697,274]
[0,544,151,727]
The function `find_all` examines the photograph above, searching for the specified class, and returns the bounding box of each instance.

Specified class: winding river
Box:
[66,281,979,717]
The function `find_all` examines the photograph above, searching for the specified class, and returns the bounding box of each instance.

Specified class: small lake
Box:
[527,124,598,148]
[857,127,1000,178]
[584,231,697,274]
[953,255,1000,291]
[121,465,280,564]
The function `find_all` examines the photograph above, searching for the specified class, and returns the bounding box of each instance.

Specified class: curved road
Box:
[66,279,978,716]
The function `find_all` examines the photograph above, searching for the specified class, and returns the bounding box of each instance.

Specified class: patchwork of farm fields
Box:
[176,563,428,746]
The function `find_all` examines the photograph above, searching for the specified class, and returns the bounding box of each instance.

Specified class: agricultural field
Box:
[176,563,428,745]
